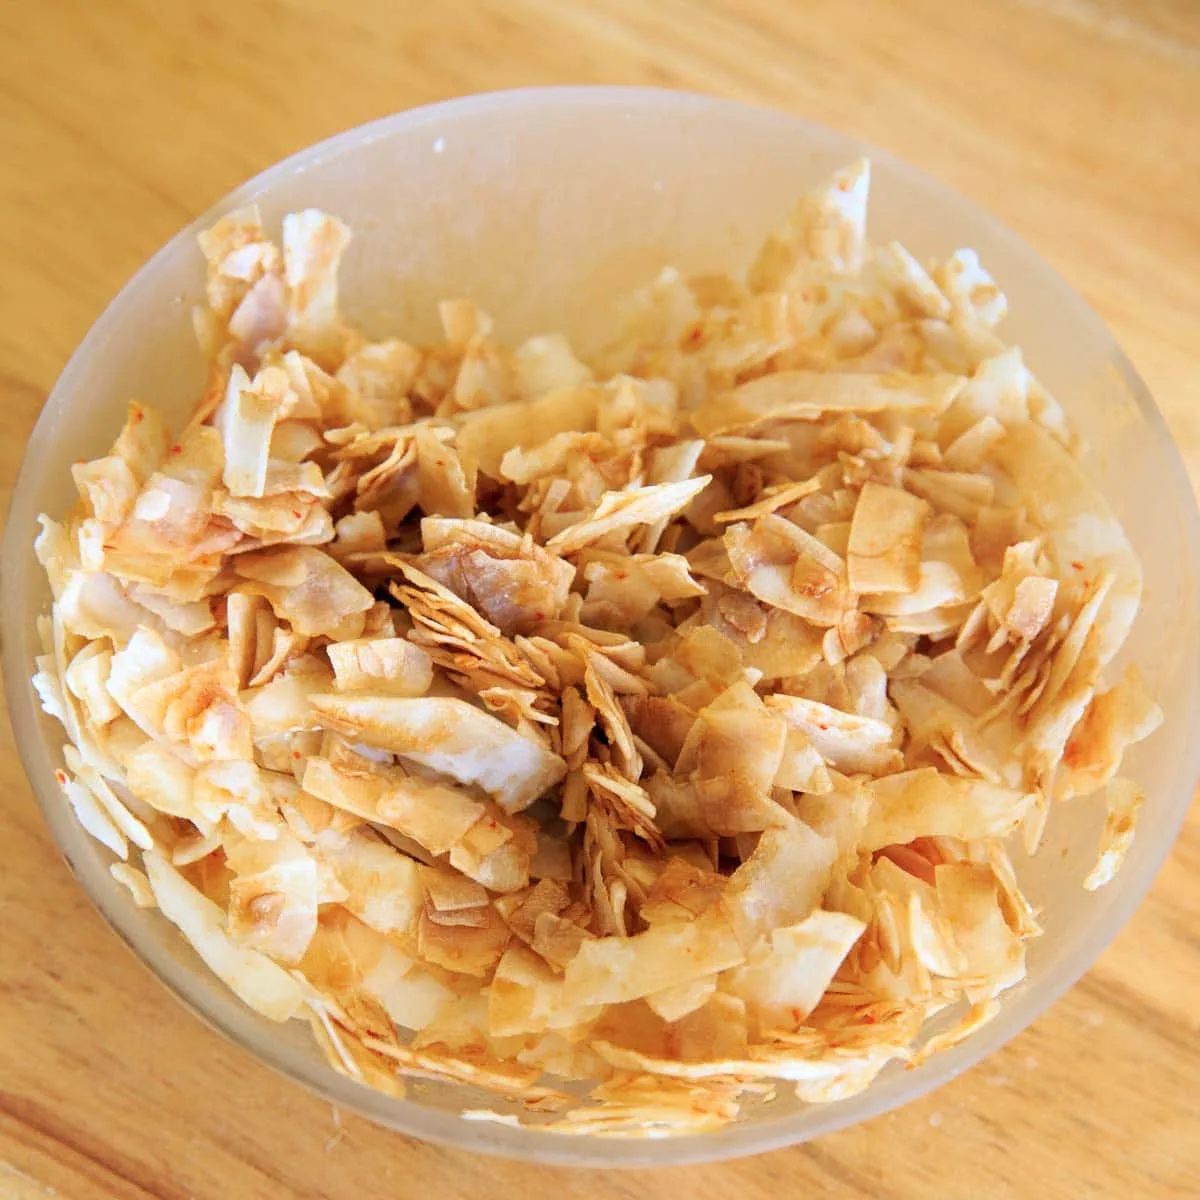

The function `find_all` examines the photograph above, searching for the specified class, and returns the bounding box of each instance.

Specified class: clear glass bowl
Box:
[3,87,1198,1166]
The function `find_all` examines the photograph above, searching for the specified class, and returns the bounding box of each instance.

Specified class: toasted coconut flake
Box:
[645,975,719,1023]
[219,365,278,498]
[489,944,581,1037]
[693,371,963,438]
[457,385,600,478]
[546,477,712,556]
[234,546,374,636]
[713,478,822,524]
[72,454,141,529]
[327,638,434,696]
[731,910,867,1034]
[993,424,1141,666]
[563,912,745,1008]
[766,694,900,776]
[65,755,154,852]
[863,770,1037,850]
[513,332,594,397]
[111,402,171,483]
[110,862,156,907]
[363,1033,568,1106]
[1059,669,1162,799]
[420,516,575,634]
[910,1000,1000,1068]
[1084,777,1144,891]
[197,206,280,323]
[417,901,510,977]
[579,550,705,629]
[319,831,424,937]
[721,822,837,948]
[775,726,834,794]
[934,863,1025,997]
[60,771,128,858]
[145,852,304,1021]
[671,685,792,837]
[227,853,319,965]
[847,482,929,594]
[301,756,485,856]
[725,515,852,627]
[935,249,1007,328]
[749,158,870,287]
[309,694,566,813]
[283,210,351,363]
[877,241,951,319]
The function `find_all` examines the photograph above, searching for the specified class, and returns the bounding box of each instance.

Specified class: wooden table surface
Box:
[1,2,1198,1197]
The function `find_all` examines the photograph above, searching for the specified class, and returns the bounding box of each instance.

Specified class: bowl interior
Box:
[3,87,1199,1166]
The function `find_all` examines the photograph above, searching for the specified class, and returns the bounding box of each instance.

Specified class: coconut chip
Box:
[33,161,1156,1136]
[1083,777,1144,891]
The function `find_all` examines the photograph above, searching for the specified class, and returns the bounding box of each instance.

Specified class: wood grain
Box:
[1,2,1198,1196]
